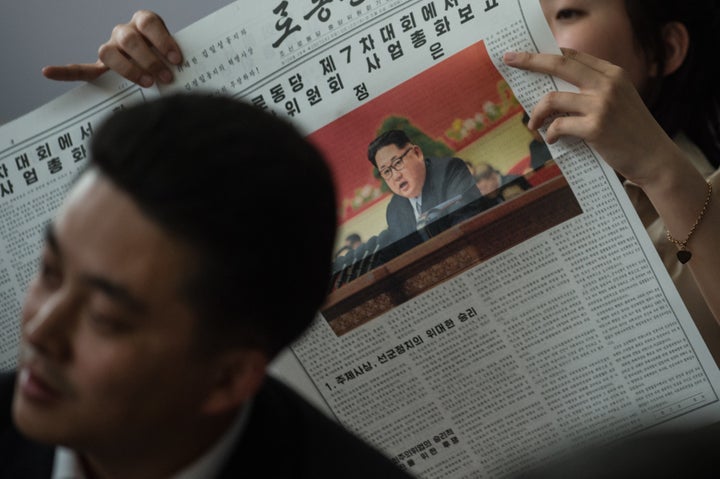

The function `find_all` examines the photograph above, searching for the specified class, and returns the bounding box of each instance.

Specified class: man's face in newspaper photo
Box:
[375,143,427,199]
[12,169,219,451]
[540,0,652,89]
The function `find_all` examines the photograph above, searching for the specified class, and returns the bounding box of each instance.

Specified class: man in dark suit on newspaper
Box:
[368,130,492,254]
[0,95,411,478]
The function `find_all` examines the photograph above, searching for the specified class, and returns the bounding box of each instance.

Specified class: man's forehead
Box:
[375,144,409,167]
[53,169,197,304]
[60,169,145,234]
[62,167,100,206]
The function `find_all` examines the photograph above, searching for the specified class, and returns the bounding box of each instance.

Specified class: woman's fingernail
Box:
[168,51,181,64]
[503,52,517,63]
[159,70,173,83]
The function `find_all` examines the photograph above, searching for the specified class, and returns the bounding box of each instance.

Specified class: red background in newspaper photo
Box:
[307,40,525,223]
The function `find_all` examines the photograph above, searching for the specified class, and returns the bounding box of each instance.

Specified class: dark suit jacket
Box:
[385,156,479,242]
[0,372,411,478]
[379,157,498,262]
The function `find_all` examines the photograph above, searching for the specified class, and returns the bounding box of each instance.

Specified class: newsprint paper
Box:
[2,1,720,478]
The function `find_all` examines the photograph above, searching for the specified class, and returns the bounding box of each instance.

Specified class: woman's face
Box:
[540,0,654,90]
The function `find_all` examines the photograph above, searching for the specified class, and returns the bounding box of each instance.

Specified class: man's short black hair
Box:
[345,233,361,244]
[89,93,337,357]
[367,129,411,167]
[473,162,500,181]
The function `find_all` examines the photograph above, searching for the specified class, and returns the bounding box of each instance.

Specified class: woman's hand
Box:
[503,48,680,188]
[506,48,720,322]
[42,10,182,88]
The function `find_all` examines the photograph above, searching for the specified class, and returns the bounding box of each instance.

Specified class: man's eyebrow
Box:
[81,275,148,314]
[45,222,147,313]
[380,157,399,169]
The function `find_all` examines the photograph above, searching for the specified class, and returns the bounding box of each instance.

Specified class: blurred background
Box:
[0,0,234,124]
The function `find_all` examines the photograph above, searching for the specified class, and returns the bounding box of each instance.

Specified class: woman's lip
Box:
[18,367,62,403]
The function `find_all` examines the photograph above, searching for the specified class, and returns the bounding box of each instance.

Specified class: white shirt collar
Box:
[51,448,83,479]
[409,196,423,221]
[51,400,252,479]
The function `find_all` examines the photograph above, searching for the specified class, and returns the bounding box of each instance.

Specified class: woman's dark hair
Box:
[625,0,720,167]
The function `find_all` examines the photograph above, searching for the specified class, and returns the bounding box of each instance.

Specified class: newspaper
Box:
[1,1,720,478]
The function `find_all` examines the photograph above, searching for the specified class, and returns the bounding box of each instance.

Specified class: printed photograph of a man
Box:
[368,129,489,245]
[310,39,582,334]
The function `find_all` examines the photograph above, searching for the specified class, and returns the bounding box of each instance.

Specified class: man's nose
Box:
[23,290,76,362]
[389,167,403,180]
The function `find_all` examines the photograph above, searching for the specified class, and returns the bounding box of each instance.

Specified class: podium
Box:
[322,175,582,336]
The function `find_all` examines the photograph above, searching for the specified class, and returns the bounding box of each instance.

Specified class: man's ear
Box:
[660,21,689,77]
[412,144,423,160]
[200,349,268,415]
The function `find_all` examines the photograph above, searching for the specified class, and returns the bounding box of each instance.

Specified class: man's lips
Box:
[18,365,63,404]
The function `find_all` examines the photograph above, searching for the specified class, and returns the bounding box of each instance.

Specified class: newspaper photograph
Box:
[310,38,581,337]
[1,1,720,478]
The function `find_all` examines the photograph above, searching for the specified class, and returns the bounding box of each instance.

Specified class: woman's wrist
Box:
[631,138,699,193]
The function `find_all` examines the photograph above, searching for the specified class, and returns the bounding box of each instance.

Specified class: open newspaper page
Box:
[161,1,720,477]
[1,1,720,478]
[0,75,160,370]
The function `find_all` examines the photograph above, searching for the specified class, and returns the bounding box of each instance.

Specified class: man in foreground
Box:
[0,94,411,478]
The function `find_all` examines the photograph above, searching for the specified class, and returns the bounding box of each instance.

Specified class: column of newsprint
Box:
[0,84,153,369]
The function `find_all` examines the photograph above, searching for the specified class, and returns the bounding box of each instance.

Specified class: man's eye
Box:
[556,9,585,21]
[39,260,62,288]
[88,312,131,335]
